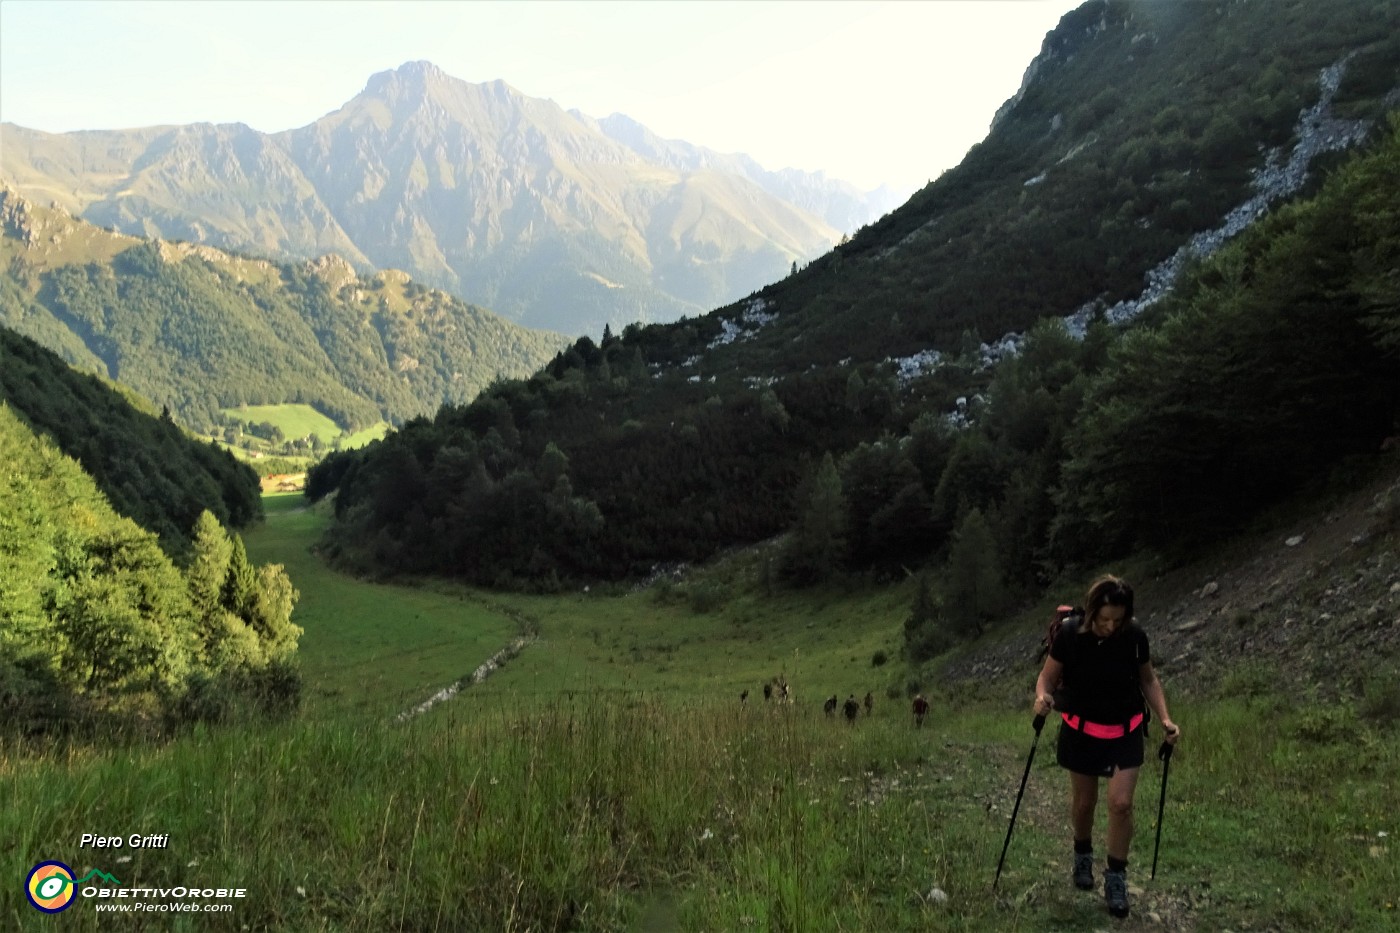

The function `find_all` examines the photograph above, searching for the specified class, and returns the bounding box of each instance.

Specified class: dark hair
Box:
[1084,574,1134,629]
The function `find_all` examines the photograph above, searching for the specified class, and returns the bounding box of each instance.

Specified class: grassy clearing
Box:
[3,497,1397,930]
[340,423,391,449]
[217,404,389,452]
[476,578,908,702]
[220,404,342,444]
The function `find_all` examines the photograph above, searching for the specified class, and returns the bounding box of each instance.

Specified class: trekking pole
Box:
[1151,739,1174,880]
[994,713,1047,890]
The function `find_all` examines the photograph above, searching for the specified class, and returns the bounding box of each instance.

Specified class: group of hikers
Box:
[738,675,791,706]
[734,573,1178,921]
[821,690,870,722]
[743,680,934,727]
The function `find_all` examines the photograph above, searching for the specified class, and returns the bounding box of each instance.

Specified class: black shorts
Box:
[1056,719,1145,777]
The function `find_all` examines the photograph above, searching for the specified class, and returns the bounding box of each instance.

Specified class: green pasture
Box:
[340,422,390,448]
[222,403,340,442]
[248,495,913,714]
[478,574,909,704]
[4,693,1397,931]
[242,494,519,718]
[220,404,389,449]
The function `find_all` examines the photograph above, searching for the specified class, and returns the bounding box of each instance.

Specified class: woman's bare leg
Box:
[1069,771,1099,841]
[1105,766,1141,860]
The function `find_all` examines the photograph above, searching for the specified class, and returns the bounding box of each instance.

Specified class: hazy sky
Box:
[0,0,1081,194]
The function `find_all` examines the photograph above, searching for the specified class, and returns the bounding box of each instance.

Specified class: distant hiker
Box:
[912,694,930,727]
[842,695,860,723]
[763,682,773,702]
[1032,574,1180,920]
[824,695,838,717]
[863,691,874,716]
[740,689,749,707]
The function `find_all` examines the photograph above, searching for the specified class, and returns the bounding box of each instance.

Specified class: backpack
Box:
[1037,604,1084,664]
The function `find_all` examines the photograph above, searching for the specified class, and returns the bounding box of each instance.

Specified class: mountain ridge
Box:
[0,185,568,433]
[1,61,897,336]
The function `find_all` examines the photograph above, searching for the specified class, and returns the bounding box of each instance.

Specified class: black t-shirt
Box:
[1050,618,1150,726]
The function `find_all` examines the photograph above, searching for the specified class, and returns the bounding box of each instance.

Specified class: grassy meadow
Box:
[218,403,391,451]
[2,496,1397,931]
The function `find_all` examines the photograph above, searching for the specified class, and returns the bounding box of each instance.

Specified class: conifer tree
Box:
[781,453,848,583]
[188,511,233,622]
[944,508,1002,637]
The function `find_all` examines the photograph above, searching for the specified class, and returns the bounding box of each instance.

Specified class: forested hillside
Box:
[0,328,262,554]
[663,0,1400,376]
[0,405,301,731]
[309,0,1400,625]
[0,189,568,434]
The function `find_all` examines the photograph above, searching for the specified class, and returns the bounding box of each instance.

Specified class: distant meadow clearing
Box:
[2,495,1396,931]
[218,403,390,453]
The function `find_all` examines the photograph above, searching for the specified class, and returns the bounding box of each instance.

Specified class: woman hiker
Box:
[1032,574,1180,919]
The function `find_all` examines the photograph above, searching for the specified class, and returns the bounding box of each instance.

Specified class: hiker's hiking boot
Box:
[1072,851,1095,890]
[1103,868,1130,918]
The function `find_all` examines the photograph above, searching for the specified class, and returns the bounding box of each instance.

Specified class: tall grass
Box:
[4,695,1397,930]
[5,497,1396,930]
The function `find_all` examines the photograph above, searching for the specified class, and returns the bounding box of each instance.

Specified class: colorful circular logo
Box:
[27,861,77,913]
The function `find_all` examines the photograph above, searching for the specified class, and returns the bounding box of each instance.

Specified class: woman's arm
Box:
[1140,662,1180,743]
[1033,656,1063,717]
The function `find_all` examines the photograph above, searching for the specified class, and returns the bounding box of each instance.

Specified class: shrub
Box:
[0,657,77,735]
[1371,480,1400,534]
[650,579,680,606]
[688,580,729,614]
[167,661,303,727]
[1216,660,1274,700]
[1359,670,1400,727]
[1295,702,1360,744]
[905,623,960,663]
[251,659,303,718]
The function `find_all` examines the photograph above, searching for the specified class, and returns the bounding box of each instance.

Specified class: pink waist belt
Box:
[1061,712,1144,739]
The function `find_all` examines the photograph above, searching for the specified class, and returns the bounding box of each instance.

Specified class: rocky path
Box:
[395,634,536,721]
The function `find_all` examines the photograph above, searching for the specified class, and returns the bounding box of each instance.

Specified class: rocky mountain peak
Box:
[304,253,360,292]
[992,0,1116,132]
[3,61,905,335]
[365,59,447,93]
[347,62,534,138]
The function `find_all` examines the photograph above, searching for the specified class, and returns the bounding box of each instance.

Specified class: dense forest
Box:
[0,327,262,554]
[0,328,306,729]
[0,404,302,731]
